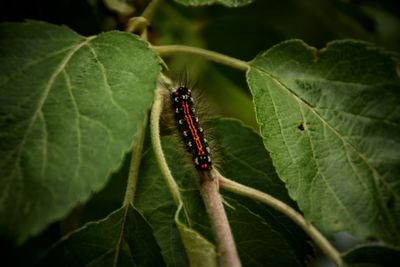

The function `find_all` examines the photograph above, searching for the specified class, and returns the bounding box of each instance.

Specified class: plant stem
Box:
[125,0,163,35]
[152,45,249,71]
[122,116,148,206]
[142,0,163,21]
[150,87,182,206]
[218,174,345,267]
[104,0,134,16]
[200,171,242,267]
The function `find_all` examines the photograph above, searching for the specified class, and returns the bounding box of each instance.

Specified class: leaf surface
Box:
[39,205,165,266]
[247,39,400,244]
[0,21,160,243]
[343,244,400,267]
[176,213,218,267]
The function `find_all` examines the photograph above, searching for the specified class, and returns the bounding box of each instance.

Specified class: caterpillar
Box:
[171,85,212,171]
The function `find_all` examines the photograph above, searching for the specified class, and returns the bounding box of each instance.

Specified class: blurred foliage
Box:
[1,0,398,51]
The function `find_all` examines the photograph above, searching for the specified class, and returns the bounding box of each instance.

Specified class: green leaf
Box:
[225,198,304,267]
[0,21,160,244]
[176,210,218,267]
[39,205,165,266]
[343,244,400,267]
[174,0,254,8]
[247,39,400,244]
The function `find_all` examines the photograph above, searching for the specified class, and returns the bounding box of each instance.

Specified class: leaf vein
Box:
[0,43,81,88]
[63,70,82,182]
[85,44,130,121]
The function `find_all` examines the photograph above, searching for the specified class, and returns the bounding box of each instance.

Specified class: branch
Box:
[218,173,345,267]
[104,0,134,16]
[141,0,163,21]
[125,0,163,36]
[200,171,242,267]
[151,45,249,71]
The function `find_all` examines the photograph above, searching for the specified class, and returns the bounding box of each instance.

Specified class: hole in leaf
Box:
[297,123,305,131]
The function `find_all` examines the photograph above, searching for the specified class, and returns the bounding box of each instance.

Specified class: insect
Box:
[171,85,212,171]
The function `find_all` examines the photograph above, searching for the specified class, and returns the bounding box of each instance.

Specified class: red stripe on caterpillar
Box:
[171,86,212,171]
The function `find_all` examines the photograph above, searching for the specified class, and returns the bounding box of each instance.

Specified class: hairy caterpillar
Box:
[171,85,213,171]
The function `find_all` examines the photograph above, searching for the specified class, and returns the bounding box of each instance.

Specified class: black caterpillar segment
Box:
[171,86,212,171]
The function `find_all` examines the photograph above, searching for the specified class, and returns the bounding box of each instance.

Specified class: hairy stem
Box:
[200,171,242,267]
[150,87,182,206]
[152,45,249,71]
[123,116,148,206]
[218,174,344,267]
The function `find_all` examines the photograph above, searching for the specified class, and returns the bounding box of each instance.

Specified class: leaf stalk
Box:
[141,0,164,22]
[125,0,163,36]
[122,115,148,206]
[150,86,183,206]
[152,45,249,71]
